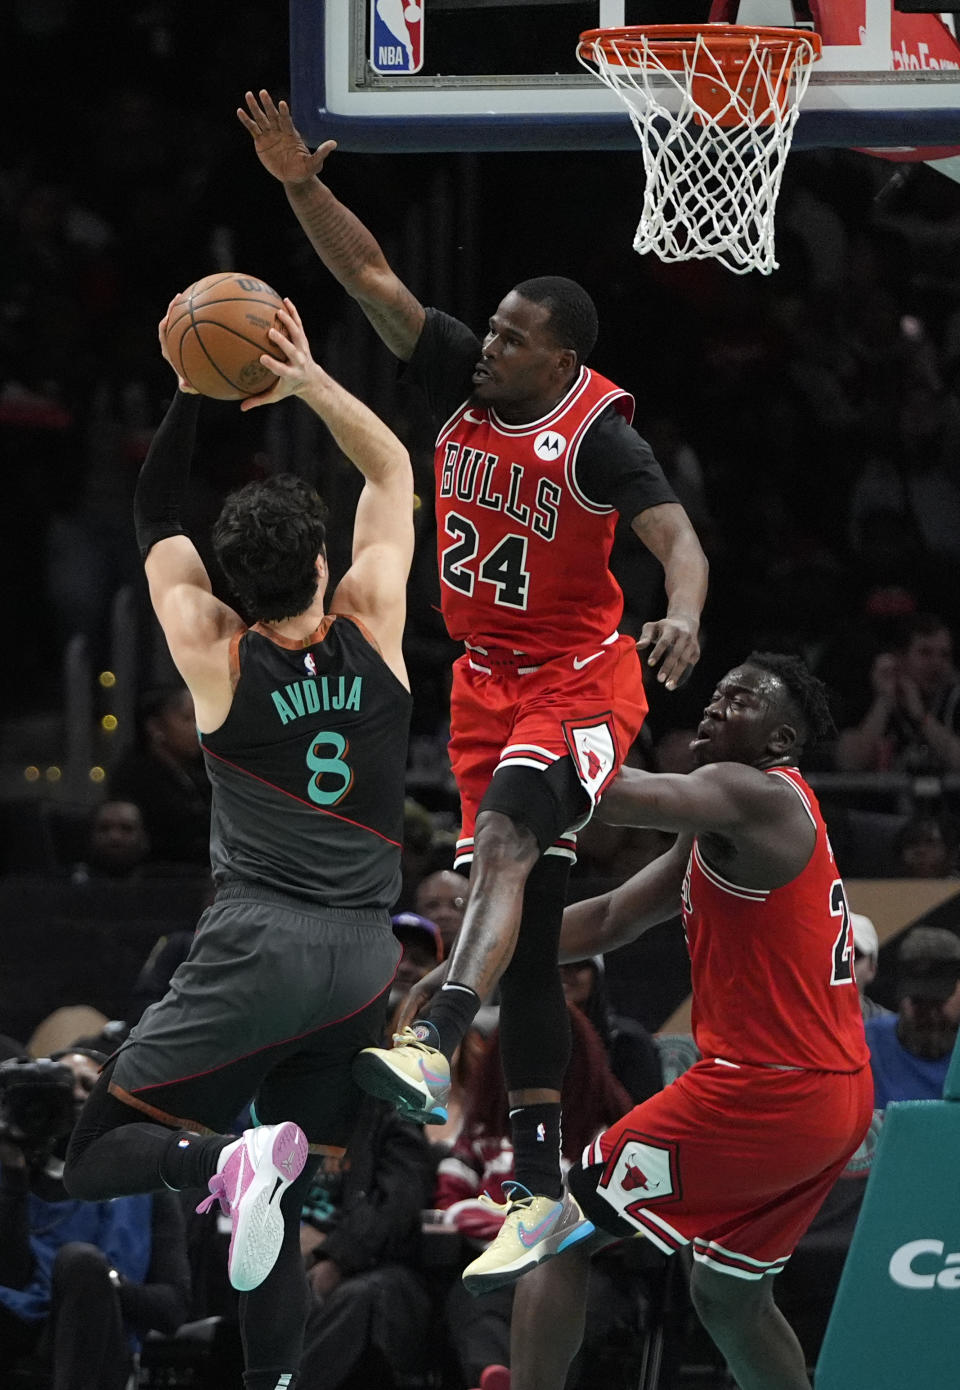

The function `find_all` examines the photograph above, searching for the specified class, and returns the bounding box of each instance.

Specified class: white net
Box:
[577,27,821,276]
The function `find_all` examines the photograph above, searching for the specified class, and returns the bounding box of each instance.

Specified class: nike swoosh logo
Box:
[517,1207,561,1248]
[419,1058,447,1087]
[572,652,603,669]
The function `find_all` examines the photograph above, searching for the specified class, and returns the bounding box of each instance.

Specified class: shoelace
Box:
[477,1180,535,1216]
[196,1171,230,1216]
[392,1026,438,1054]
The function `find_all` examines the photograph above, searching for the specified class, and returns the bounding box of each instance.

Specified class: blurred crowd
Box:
[4,2,960,1387]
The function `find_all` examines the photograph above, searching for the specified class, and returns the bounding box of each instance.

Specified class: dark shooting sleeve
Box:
[133,391,202,560]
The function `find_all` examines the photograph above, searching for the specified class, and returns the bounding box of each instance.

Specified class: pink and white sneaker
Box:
[196,1121,308,1291]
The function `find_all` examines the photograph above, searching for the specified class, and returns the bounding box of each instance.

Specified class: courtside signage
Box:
[889,1238,960,1289]
[817,1099,960,1386]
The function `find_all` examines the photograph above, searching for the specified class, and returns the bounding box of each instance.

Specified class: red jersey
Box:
[680,766,869,1072]
[434,367,634,663]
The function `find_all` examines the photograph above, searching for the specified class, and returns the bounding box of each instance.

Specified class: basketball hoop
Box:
[576,24,822,275]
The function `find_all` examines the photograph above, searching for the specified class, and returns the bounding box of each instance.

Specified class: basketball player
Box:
[239,89,708,1290]
[509,653,872,1390]
[64,298,415,1390]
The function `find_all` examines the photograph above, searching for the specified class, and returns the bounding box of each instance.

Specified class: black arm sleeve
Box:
[133,391,202,560]
[402,307,480,426]
[0,1167,34,1288]
[116,1190,191,1336]
[574,408,679,520]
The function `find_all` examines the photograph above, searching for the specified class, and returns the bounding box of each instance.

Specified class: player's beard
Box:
[897,1002,959,1059]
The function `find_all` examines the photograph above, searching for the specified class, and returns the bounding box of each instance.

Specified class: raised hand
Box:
[870,652,899,703]
[237,89,336,185]
[241,299,321,411]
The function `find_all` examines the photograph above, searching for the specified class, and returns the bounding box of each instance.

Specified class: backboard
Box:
[291,1,960,152]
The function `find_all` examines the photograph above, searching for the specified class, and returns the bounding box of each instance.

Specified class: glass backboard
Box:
[291,1,960,152]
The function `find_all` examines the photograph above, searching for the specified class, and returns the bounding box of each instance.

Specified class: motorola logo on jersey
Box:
[889,1239,960,1289]
[369,0,423,75]
[534,430,567,460]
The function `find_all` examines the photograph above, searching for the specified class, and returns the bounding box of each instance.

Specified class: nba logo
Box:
[370,1,423,75]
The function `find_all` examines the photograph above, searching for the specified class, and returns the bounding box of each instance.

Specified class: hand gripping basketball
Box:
[160,273,290,400]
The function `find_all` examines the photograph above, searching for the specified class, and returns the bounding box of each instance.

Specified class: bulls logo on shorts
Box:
[596,1130,679,1224]
[562,716,616,801]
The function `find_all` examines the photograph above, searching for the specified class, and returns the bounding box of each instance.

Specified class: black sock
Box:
[158,1130,230,1191]
[510,1102,562,1199]
[417,981,482,1060]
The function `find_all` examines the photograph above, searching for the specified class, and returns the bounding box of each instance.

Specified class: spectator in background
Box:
[0,1050,189,1390]
[866,926,960,1107]
[107,684,212,867]
[559,956,663,1104]
[847,379,960,585]
[126,879,216,1026]
[850,913,893,1022]
[395,798,436,913]
[889,813,960,879]
[69,799,151,884]
[388,910,490,1151]
[836,614,960,774]
[390,911,444,1004]
[27,1008,113,1060]
[414,869,469,955]
[297,1094,436,1390]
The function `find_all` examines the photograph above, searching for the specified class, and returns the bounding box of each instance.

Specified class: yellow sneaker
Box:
[461,1182,595,1295]
[351,1026,450,1124]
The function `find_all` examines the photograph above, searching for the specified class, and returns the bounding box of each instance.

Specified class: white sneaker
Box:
[196,1121,308,1291]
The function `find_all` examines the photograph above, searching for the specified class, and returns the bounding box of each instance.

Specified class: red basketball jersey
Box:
[434,368,634,662]
[681,766,869,1072]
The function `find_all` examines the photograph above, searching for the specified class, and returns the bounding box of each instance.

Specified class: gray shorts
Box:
[110,882,401,1147]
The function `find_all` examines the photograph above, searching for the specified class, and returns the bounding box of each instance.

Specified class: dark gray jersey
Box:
[201,615,411,908]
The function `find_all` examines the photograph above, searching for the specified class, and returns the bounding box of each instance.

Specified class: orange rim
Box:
[577,24,822,74]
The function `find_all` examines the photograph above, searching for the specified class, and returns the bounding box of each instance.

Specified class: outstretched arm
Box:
[245,300,414,674]
[559,835,691,961]
[238,90,425,360]
[597,761,785,836]
[632,502,708,690]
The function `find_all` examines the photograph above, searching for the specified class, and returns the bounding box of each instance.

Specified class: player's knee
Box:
[690,1262,769,1331]
[473,809,539,874]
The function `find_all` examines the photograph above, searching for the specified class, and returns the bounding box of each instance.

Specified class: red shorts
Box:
[572,1057,874,1279]
[448,632,648,867]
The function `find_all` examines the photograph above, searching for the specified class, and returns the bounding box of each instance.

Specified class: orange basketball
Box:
[162,273,286,400]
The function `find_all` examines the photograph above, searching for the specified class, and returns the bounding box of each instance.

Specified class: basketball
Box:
[162,273,287,400]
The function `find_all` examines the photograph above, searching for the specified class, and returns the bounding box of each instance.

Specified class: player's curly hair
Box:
[746,651,837,749]
[512,276,599,364]
[212,474,328,622]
